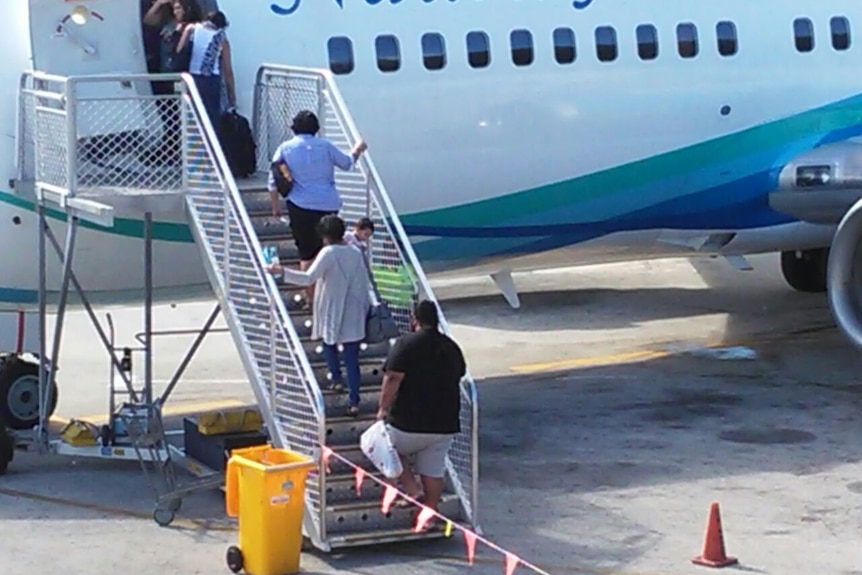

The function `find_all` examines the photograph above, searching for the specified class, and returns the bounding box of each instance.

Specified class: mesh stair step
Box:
[326,527,452,549]
[326,494,461,535]
[321,385,382,411]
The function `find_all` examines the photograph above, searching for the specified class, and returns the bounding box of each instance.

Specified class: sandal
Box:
[394,494,424,509]
[327,381,345,392]
[345,405,360,417]
[415,516,443,533]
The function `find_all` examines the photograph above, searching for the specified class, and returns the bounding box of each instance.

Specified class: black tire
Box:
[781,249,829,293]
[153,507,175,527]
[0,425,13,476]
[226,546,244,573]
[0,359,59,430]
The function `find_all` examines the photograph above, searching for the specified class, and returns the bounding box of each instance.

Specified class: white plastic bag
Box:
[360,420,403,479]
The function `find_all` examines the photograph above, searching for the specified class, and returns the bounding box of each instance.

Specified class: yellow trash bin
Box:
[225,444,317,575]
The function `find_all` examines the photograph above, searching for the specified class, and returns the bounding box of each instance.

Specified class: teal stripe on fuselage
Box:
[0,191,193,243]
[401,91,862,229]
[3,91,861,263]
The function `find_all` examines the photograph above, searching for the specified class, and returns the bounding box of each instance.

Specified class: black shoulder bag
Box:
[271,160,294,198]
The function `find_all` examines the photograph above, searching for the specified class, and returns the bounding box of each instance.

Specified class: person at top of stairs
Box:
[265,215,371,416]
[266,110,368,309]
[377,300,467,526]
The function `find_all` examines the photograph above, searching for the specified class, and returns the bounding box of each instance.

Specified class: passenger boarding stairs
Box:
[15,68,478,550]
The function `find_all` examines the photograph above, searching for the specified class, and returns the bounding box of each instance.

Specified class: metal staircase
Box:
[15,68,479,551]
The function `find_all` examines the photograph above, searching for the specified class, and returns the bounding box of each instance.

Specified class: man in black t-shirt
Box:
[377,300,466,521]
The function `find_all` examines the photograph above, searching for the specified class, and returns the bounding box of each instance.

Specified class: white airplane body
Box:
[2,0,861,327]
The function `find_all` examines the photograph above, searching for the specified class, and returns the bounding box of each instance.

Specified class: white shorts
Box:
[387,426,455,479]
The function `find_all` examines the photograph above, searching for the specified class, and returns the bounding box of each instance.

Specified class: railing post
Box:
[180,79,189,192]
[65,79,78,196]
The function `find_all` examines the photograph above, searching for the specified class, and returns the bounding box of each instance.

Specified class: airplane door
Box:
[28,0,151,138]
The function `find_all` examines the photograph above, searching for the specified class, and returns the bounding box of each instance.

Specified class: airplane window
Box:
[677,23,699,58]
[553,27,577,64]
[421,33,447,70]
[793,18,815,53]
[510,29,534,66]
[327,37,354,75]
[636,24,659,60]
[595,26,618,62]
[716,21,738,56]
[467,31,491,68]
[831,16,851,51]
[376,35,401,73]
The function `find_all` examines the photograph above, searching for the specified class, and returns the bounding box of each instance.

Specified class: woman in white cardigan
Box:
[265,215,371,416]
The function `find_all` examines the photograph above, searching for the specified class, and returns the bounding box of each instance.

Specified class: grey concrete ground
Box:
[2,253,862,575]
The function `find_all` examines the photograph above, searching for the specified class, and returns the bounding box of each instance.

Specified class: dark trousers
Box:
[192,74,223,136]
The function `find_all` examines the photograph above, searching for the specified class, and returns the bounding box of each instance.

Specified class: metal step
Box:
[325,470,386,504]
[322,413,376,445]
[321,386,382,411]
[302,340,394,366]
[326,494,462,535]
[313,363,385,388]
[327,445,379,475]
[326,527,450,549]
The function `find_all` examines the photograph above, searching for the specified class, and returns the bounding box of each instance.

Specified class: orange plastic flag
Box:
[381,485,398,514]
[413,506,436,533]
[464,530,478,565]
[321,446,333,474]
[504,553,520,575]
[354,467,366,496]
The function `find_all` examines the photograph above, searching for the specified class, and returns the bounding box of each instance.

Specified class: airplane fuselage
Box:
[1,0,858,308]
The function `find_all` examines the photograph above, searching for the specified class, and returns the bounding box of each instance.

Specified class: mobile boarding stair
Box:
[14,67,479,551]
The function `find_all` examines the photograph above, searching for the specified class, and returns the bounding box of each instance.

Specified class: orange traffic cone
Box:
[692,502,738,568]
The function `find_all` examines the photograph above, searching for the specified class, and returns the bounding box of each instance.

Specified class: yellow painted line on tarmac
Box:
[509,324,835,376]
[52,398,248,425]
[511,350,671,374]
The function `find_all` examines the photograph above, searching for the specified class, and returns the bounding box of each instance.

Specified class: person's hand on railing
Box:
[351,140,368,162]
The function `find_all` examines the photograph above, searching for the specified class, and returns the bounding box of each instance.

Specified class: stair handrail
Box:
[175,72,327,426]
[253,64,480,529]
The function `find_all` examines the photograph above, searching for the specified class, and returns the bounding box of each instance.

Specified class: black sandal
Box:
[346,405,360,417]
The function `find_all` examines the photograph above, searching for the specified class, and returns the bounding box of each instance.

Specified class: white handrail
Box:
[176,72,327,423]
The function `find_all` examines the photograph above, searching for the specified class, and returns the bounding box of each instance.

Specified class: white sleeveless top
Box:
[188,24,225,76]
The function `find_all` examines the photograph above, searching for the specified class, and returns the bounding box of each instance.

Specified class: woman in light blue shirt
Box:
[268,110,368,307]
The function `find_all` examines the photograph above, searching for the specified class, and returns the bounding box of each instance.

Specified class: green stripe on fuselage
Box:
[0,190,194,243]
[401,92,862,228]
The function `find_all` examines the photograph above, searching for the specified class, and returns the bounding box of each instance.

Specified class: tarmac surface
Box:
[2,253,862,575]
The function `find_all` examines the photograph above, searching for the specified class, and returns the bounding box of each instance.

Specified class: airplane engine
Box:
[827,198,862,351]
[770,141,862,349]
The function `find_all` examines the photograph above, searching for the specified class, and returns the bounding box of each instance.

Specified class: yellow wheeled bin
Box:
[225,445,317,575]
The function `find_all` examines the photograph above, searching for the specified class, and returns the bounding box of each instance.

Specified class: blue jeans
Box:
[323,341,361,407]
[192,74,223,134]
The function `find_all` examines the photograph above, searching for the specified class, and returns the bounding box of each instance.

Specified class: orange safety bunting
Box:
[505,552,520,575]
[325,446,555,575]
[381,485,398,514]
[321,446,333,474]
[464,529,478,565]
[414,507,436,533]
[354,467,366,496]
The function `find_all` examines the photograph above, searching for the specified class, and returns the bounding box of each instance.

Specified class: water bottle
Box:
[264,245,279,265]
